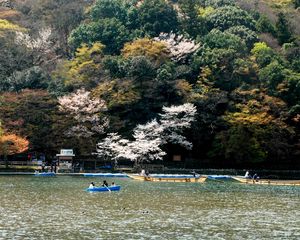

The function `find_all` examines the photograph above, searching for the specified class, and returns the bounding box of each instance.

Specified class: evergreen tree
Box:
[276,12,292,45]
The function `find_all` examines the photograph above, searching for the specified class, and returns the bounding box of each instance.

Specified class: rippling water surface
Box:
[0,176,299,239]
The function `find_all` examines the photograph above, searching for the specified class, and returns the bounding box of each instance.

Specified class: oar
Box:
[104,185,111,192]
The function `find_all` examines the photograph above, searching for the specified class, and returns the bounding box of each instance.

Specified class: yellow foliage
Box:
[121,38,170,66]
[226,89,287,126]
[0,19,25,32]
[198,6,215,17]
[226,111,274,125]
[198,67,213,83]
[92,79,140,108]
[175,79,194,102]
[0,133,29,155]
[265,0,293,8]
[73,42,104,64]
[61,42,105,88]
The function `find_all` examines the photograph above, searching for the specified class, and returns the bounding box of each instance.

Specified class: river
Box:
[0,175,299,239]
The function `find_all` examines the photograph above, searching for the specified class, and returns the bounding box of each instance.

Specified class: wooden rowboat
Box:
[232,176,300,186]
[127,174,207,183]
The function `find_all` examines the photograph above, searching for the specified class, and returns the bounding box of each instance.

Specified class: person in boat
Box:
[253,173,259,182]
[140,169,146,176]
[111,182,116,186]
[102,180,108,187]
[145,170,149,176]
[191,170,197,178]
[89,182,95,189]
[244,171,251,179]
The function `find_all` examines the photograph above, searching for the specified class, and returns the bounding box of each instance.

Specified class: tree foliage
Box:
[1,0,300,168]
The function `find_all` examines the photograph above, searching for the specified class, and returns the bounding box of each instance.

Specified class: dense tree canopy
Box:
[0,0,300,169]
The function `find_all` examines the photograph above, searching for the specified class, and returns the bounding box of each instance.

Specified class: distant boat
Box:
[34,172,56,177]
[127,174,207,183]
[83,173,128,177]
[207,175,232,180]
[232,176,300,186]
[86,185,121,192]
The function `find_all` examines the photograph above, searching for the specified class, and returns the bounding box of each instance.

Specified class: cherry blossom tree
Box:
[96,103,196,165]
[160,103,197,149]
[96,133,131,163]
[154,33,200,62]
[15,28,56,66]
[58,88,109,138]
[15,28,52,52]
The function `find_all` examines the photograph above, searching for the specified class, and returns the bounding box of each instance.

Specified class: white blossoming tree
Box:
[96,103,196,166]
[15,28,52,52]
[160,103,197,150]
[15,28,56,66]
[154,33,200,62]
[58,88,109,138]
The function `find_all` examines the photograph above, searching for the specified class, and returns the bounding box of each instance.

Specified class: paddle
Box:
[104,185,111,192]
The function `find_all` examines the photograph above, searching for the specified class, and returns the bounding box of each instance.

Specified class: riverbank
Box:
[1,169,300,179]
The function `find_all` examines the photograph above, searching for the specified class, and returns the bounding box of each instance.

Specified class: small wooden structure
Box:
[56,149,75,172]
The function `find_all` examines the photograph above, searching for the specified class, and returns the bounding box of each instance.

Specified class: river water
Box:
[0,175,299,240]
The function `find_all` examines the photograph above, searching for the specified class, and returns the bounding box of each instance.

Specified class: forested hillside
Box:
[0,0,300,168]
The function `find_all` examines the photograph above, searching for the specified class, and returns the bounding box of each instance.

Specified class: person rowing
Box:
[102,180,108,187]
[89,182,95,189]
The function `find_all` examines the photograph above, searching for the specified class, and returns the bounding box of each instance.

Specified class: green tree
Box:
[276,12,292,45]
[178,0,207,38]
[259,61,286,93]
[209,124,267,165]
[204,0,235,7]
[90,0,128,23]
[225,26,258,50]
[137,0,179,36]
[204,29,247,53]
[69,18,130,54]
[206,6,256,31]
[251,42,278,68]
[256,15,276,35]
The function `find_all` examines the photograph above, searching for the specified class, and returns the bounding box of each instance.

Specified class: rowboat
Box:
[86,185,121,192]
[232,176,300,186]
[127,174,207,183]
[34,172,56,177]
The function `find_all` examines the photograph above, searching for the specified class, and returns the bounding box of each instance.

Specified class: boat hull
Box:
[84,173,127,178]
[127,174,207,183]
[34,172,56,177]
[232,176,300,186]
[86,185,121,192]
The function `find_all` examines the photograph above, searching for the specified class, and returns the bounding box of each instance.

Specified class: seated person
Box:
[244,171,251,179]
[102,180,108,187]
[111,182,116,186]
[252,173,259,182]
[89,182,95,189]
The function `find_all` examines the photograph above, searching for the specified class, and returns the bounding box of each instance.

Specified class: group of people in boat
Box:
[245,171,259,181]
[89,180,116,189]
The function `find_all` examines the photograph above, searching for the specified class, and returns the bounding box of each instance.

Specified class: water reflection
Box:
[0,176,299,239]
